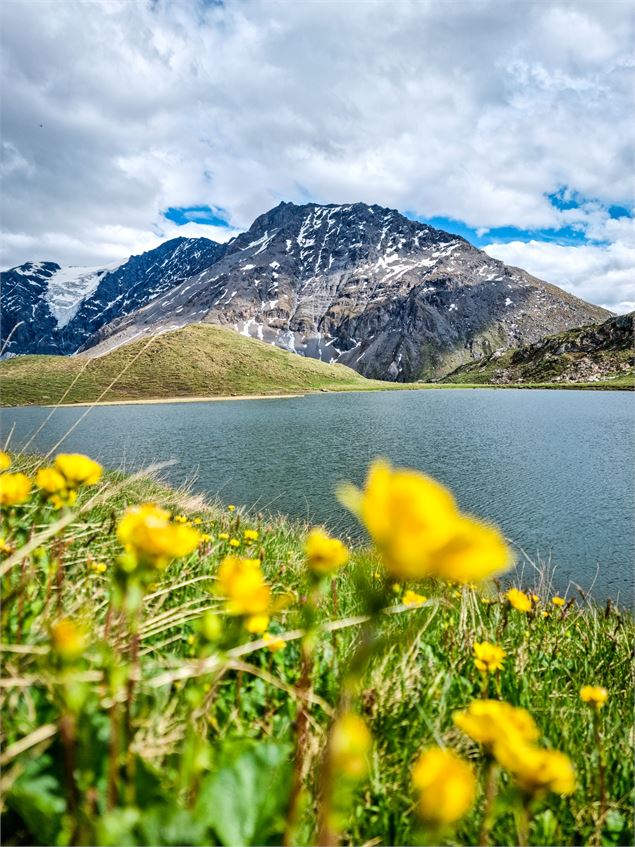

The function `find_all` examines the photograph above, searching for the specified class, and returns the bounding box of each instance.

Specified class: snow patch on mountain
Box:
[45,262,123,327]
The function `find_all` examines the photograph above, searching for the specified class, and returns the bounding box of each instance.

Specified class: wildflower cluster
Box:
[1,452,629,847]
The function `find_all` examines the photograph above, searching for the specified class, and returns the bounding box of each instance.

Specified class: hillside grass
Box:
[2,324,631,407]
[0,325,387,406]
[1,456,633,847]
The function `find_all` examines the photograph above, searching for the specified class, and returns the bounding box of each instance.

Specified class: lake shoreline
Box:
[2,379,632,409]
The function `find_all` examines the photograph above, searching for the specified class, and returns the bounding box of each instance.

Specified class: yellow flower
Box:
[0,536,13,554]
[36,466,77,508]
[263,632,286,652]
[0,472,32,506]
[412,748,476,825]
[402,589,427,607]
[329,713,372,780]
[246,614,270,634]
[453,699,539,751]
[551,596,566,607]
[200,533,213,543]
[229,538,241,548]
[305,528,349,576]
[54,453,102,487]
[219,532,230,541]
[473,641,506,673]
[90,561,107,574]
[50,618,87,661]
[542,611,550,618]
[117,503,200,568]
[193,517,202,525]
[174,514,188,524]
[531,594,540,603]
[506,588,532,613]
[431,516,513,584]
[0,452,11,470]
[493,738,575,796]
[580,685,608,709]
[228,504,236,512]
[243,528,259,542]
[339,459,512,583]
[217,556,271,616]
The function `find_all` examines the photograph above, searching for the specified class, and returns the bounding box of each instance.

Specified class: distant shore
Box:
[3,379,627,409]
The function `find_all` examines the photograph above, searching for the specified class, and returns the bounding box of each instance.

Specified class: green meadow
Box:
[1,454,633,847]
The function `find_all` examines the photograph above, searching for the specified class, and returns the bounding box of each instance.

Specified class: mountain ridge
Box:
[2,202,610,380]
[86,201,609,380]
[1,236,225,357]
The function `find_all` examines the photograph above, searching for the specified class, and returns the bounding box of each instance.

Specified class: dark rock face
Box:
[443,312,634,385]
[88,202,610,380]
[1,237,225,357]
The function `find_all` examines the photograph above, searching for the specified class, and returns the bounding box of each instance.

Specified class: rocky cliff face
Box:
[1,237,225,356]
[442,312,634,385]
[86,202,609,380]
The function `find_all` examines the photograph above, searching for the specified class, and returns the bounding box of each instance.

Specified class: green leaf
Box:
[196,741,292,846]
[6,766,66,845]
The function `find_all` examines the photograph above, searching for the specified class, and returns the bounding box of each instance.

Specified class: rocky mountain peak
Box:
[84,201,610,380]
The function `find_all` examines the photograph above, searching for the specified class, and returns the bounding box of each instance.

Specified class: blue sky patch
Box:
[164,205,231,227]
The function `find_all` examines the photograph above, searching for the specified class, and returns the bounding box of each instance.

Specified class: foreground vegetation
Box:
[1,452,633,847]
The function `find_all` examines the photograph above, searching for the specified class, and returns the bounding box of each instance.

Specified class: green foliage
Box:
[1,458,633,846]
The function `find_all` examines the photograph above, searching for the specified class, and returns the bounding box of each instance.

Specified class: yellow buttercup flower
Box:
[412,748,476,825]
[473,641,506,673]
[0,536,14,554]
[117,503,200,569]
[506,588,532,613]
[305,527,349,576]
[228,504,236,512]
[200,533,213,543]
[217,556,271,616]
[36,467,77,508]
[193,517,203,525]
[263,632,286,652]
[453,699,539,751]
[0,452,11,470]
[229,538,241,548]
[245,614,270,634]
[551,596,566,607]
[339,459,512,583]
[431,516,513,583]
[50,618,87,661]
[244,528,259,542]
[218,532,230,541]
[580,685,608,709]
[0,472,32,506]
[402,589,427,607]
[174,514,188,524]
[329,713,372,780]
[90,561,107,574]
[493,738,575,796]
[54,453,102,487]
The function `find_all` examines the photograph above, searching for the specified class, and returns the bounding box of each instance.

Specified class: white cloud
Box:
[483,239,635,314]
[0,0,633,309]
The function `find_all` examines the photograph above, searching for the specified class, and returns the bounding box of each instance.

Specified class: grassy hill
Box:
[0,323,387,406]
[441,313,634,389]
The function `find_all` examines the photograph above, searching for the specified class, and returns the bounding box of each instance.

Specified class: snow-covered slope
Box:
[1,237,225,356]
[88,202,609,380]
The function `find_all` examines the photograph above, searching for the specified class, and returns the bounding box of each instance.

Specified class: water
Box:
[2,389,633,601]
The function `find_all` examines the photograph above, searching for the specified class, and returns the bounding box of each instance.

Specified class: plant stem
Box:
[479,760,499,846]
[283,640,313,846]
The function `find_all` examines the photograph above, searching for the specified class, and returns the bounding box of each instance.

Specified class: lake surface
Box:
[2,390,633,601]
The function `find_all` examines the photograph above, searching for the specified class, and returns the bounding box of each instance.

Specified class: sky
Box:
[1,0,633,313]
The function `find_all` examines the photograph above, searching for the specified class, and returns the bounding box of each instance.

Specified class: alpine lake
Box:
[3,388,633,602]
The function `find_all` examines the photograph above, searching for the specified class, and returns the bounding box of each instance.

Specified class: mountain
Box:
[441,312,634,388]
[85,202,610,380]
[0,324,382,406]
[0,237,225,357]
